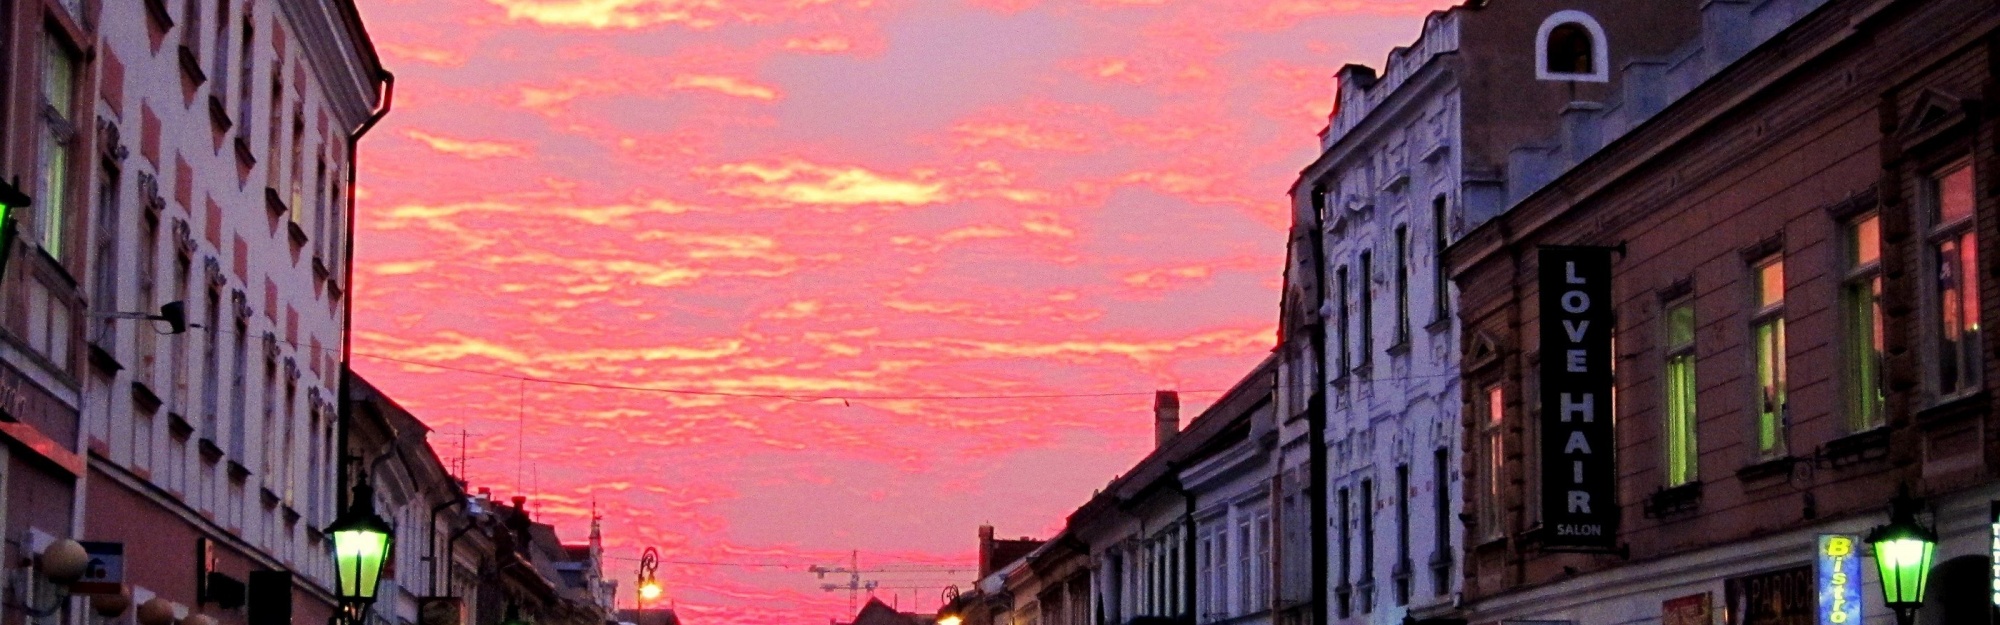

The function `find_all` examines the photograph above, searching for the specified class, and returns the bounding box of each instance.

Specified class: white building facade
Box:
[13,0,389,623]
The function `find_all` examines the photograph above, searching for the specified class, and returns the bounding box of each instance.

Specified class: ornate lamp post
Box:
[327,477,394,625]
[936,585,962,625]
[1867,492,1938,625]
[636,548,661,613]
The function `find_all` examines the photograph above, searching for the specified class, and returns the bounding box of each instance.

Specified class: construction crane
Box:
[810,551,876,616]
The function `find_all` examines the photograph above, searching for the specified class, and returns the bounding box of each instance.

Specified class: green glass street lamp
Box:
[327,477,394,625]
[1867,493,1937,625]
[0,176,30,287]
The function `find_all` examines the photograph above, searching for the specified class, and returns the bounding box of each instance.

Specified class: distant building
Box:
[839,597,933,625]
[614,608,680,625]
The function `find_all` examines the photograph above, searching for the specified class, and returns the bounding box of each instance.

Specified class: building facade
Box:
[0,1,385,625]
[1447,0,2000,622]
[1277,2,1705,624]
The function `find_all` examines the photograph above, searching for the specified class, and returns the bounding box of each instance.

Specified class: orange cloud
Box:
[406,130,529,159]
[782,35,852,53]
[700,160,949,207]
[380,42,468,66]
[485,0,858,29]
[669,74,781,100]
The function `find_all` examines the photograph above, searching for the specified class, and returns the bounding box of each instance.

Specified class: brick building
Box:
[1446,0,2000,622]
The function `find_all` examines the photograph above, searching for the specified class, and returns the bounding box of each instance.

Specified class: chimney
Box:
[512,495,528,511]
[1154,391,1180,449]
[977,525,996,578]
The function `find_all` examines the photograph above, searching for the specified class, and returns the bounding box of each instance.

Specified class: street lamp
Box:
[936,585,962,625]
[0,176,29,286]
[327,477,394,625]
[636,547,661,613]
[1867,492,1937,625]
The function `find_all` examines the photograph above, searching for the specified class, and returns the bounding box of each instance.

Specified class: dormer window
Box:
[1536,11,1609,82]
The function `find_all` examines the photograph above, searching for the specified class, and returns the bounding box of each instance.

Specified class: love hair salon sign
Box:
[1538,246,1619,551]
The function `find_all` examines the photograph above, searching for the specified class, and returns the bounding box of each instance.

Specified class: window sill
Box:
[1820,427,1889,469]
[131,381,163,414]
[1736,455,1799,485]
[1425,316,1452,334]
[1386,339,1412,357]
[1915,390,1988,428]
[198,437,223,461]
[88,342,124,375]
[1643,481,1702,519]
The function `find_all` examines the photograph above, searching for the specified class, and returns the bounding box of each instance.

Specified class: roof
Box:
[1067,356,1277,528]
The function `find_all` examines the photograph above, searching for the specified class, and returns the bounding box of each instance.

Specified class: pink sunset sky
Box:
[344,0,1450,623]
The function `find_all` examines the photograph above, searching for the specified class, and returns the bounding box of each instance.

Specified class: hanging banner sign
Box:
[1817,534,1862,625]
[1538,246,1619,551]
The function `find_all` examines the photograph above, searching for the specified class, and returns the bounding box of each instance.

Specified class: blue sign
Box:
[1817,534,1862,625]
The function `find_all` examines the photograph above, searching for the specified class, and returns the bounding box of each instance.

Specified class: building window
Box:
[1253,511,1271,610]
[1358,251,1374,366]
[1843,214,1885,431]
[1927,162,1979,400]
[1335,265,1351,374]
[1432,196,1450,323]
[201,289,222,438]
[136,215,161,386]
[210,0,232,106]
[266,62,285,191]
[1663,300,1698,486]
[39,34,80,261]
[1480,385,1504,539]
[171,254,192,407]
[182,0,204,52]
[1336,486,1351,618]
[1430,447,1451,596]
[289,104,306,220]
[1393,463,1411,606]
[236,9,255,132]
[261,359,277,476]
[1393,225,1411,345]
[1535,11,1609,82]
[1751,258,1788,458]
[1359,478,1375,613]
[91,164,122,346]
[229,318,248,459]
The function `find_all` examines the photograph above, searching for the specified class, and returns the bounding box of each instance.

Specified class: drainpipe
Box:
[336,71,394,510]
[1305,204,1331,625]
[428,495,466,594]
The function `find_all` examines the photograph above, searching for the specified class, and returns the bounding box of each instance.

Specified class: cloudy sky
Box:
[346,0,1449,622]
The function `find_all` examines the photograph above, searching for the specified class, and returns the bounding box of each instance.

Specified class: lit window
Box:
[1481,385,1504,539]
[1929,163,1980,399]
[1751,258,1787,458]
[1662,301,1697,486]
[1843,214,1885,431]
[39,34,78,260]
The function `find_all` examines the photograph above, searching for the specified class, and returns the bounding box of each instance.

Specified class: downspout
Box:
[1305,216,1330,625]
[429,496,466,594]
[336,71,394,510]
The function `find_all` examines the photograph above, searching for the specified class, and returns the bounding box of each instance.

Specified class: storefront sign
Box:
[1817,535,1862,625]
[70,541,123,595]
[1537,246,1619,551]
[1990,501,1999,607]
[1726,565,1813,625]
[1664,593,1712,625]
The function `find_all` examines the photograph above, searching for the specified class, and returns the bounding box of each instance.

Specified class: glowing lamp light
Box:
[937,615,963,625]
[1867,494,1937,625]
[327,481,394,604]
[638,582,663,601]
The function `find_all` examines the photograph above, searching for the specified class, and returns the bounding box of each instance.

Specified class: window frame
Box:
[1840,212,1885,432]
[1922,159,1981,403]
[1661,298,1699,486]
[1748,256,1788,459]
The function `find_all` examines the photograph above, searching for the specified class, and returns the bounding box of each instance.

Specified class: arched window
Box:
[1546,23,1594,74]
[1535,11,1609,82]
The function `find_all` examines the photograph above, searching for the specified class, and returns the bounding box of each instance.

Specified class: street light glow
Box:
[639,582,663,601]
